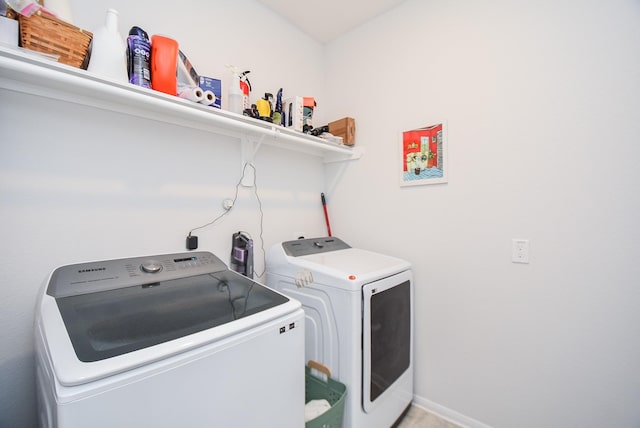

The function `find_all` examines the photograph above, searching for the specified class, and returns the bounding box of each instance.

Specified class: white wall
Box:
[0,1,329,427]
[324,0,640,427]
[3,1,640,427]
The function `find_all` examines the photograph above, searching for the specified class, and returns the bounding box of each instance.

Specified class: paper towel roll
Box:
[199,90,216,106]
[178,86,204,103]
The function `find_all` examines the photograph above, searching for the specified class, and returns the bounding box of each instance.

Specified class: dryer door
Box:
[362,270,413,413]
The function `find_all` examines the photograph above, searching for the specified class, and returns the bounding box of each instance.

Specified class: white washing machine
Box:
[35,251,305,428]
[266,237,414,428]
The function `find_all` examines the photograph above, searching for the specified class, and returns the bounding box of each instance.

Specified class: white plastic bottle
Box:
[228,73,244,114]
[87,9,128,83]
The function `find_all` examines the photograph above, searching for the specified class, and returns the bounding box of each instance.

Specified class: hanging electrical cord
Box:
[251,167,266,278]
[186,162,266,277]
[188,163,249,236]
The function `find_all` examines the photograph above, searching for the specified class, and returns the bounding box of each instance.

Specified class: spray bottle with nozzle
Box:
[225,65,244,114]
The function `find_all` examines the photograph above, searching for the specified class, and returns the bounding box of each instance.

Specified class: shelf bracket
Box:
[323,146,365,164]
[241,134,264,187]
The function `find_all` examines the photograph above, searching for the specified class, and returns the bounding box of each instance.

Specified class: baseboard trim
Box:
[411,395,494,428]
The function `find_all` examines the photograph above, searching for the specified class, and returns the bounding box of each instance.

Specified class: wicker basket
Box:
[18,11,92,69]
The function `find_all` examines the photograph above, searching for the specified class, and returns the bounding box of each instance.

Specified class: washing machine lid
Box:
[39,252,298,385]
[56,269,288,363]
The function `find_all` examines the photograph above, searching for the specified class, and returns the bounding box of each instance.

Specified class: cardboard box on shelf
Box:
[328,117,355,146]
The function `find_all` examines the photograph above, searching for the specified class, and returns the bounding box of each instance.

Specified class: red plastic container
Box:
[151,35,178,96]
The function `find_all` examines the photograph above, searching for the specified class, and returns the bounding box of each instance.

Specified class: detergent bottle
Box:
[126,26,151,88]
[87,9,127,82]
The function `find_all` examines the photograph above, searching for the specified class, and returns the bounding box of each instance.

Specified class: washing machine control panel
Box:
[47,251,226,298]
[282,237,351,257]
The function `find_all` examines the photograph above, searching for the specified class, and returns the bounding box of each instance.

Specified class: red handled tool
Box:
[321,193,332,237]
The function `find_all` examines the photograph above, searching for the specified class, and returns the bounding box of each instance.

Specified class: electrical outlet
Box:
[222,199,234,210]
[512,239,529,264]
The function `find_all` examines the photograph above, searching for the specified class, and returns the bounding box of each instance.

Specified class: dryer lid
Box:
[282,237,351,257]
[278,237,410,283]
[300,248,410,278]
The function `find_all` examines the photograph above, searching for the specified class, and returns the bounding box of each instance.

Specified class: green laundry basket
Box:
[305,361,347,428]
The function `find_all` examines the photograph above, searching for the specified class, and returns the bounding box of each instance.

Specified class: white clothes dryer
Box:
[35,251,304,428]
[266,237,414,428]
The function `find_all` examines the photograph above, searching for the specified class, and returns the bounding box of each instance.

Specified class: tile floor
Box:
[395,405,462,428]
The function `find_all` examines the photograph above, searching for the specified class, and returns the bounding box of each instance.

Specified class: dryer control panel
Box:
[282,237,351,257]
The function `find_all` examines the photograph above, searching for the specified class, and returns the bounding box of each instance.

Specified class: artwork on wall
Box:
[400,121,448,186]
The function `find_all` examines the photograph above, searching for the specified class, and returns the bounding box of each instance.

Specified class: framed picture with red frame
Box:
[400,121,448,186]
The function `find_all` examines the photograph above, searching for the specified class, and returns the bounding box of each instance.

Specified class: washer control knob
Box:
[314,241,324,248]
[140,262,162,274]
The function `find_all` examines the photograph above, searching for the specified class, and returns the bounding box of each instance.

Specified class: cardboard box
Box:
[328,117,356,146]
[198,76,222,109]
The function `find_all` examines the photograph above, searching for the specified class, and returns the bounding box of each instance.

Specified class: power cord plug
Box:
[186,233,198,250]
